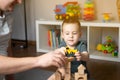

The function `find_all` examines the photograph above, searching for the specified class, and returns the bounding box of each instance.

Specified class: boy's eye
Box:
[73,32,77,34]
[65,33,69,35]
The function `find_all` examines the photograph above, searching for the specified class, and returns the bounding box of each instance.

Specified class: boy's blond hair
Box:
[62,18,81,32]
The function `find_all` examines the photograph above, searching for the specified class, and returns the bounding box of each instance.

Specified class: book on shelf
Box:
[52,29,56,48]
[55,29,61,47]
[47,30,51,47]
[47,29,61,48]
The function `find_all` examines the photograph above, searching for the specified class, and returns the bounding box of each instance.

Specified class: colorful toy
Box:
[112,48,118,57]
[102,36,115,53]
[65,46,78,57]
[54,2,81,20]
[102,13,112,22]
[101,43,115,54]
[96,36,118,55]
[83,0,95,21]
[96,44,102,51]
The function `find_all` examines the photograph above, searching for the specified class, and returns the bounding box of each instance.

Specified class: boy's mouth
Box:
[68,40,74,42]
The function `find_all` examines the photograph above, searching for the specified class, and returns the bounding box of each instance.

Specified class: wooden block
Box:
[65,62,71,68]
[64,62,71,80]
[55,71,62,80]
[64,74,71,80]
[75,73,87,80]
[78,64,86,74]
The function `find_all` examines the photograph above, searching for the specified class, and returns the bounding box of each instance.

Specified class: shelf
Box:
[36,20,120,62]
[90,51,119,62]
[36,20,120,27]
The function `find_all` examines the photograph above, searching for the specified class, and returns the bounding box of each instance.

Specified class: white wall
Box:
[26,0,119,41]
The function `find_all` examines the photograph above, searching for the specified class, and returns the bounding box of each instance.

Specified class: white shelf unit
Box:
[36,20,120,62]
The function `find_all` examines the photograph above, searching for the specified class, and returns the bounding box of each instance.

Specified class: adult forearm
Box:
[0,48,66,75]
[0,56,38,75]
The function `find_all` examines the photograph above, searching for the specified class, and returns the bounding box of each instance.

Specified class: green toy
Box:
[96,36,118,55]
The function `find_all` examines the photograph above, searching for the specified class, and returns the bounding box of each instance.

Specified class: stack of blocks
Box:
[55,62,71,80]
[55,62,87,80]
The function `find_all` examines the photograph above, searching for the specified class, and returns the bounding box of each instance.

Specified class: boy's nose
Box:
[69,34,73,37]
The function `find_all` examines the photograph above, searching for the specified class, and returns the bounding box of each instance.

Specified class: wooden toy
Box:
[75,64,87,80]
[116,0,120,20]
[55,70,62,80]
[52,62,87,80]
[54,2,81,20]
[63,62,71,80]
[83,0,95,21]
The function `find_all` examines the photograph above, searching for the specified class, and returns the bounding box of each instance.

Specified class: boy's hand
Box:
[74,51,81,61]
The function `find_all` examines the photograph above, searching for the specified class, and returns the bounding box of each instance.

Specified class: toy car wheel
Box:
[66,15,69,19]
[103,50,108,54]
[59,15,63,20]
[55,15,59,20]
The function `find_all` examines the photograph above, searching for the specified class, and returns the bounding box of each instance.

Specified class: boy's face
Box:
[0,0,22,11]
[62,23,81,47]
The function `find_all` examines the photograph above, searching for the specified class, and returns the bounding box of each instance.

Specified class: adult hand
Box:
[35,47,66,68]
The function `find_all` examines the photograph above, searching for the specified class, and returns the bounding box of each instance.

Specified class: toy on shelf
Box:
[112,48,118,57]
[96,36,118,56]
[102,13,112,22]
[116,0,120,20]
[54,2,81,20]
[83,0,95,21]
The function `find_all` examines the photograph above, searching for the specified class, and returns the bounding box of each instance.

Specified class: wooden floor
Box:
[12,45,120,80]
